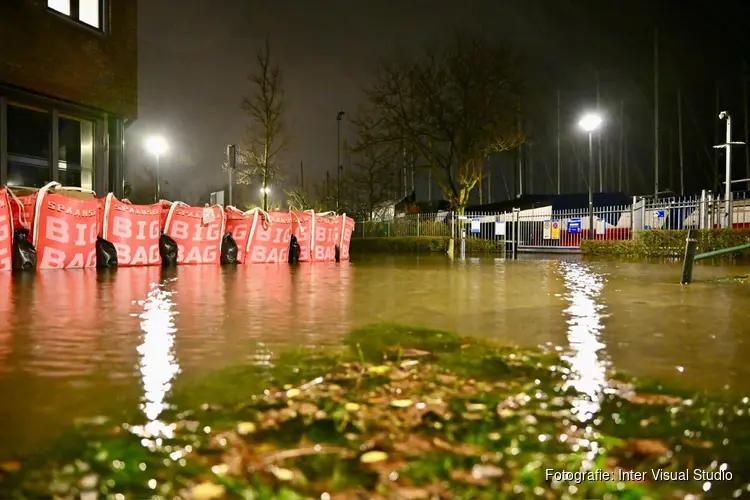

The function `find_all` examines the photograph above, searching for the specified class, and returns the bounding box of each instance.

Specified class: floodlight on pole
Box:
[714,111,746,228]
[145,136,168,202]
[578,113,603,133]
[578,112,603,239]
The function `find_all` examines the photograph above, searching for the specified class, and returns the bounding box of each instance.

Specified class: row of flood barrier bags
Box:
[0,182,355,272]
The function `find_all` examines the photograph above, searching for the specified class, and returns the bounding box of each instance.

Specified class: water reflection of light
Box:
[135,280,179,439]
[559,262,608,422]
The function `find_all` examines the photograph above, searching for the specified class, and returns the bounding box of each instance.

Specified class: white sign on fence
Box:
[543,221,552,239]
[495,220,506,236]
[470,218,481,233]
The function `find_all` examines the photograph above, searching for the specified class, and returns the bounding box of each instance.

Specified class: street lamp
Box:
[145,136,168,202]
[579,113,602,239]
[336,111,345,210]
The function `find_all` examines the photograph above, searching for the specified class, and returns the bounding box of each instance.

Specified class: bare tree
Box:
[363,33,524,213]
[235,36,287,210]
[347,114,399,219]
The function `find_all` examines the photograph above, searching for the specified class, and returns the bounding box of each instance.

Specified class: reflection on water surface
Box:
[1,255,750,458]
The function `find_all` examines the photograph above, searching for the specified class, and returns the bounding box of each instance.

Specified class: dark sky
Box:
[126,0,750,204]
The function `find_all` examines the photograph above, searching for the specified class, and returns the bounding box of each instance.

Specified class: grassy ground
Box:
[1,324,749,499]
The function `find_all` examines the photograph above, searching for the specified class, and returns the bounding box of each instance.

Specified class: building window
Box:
[7,105,51,188]
[58,116,94,191]
[47,0,103,30]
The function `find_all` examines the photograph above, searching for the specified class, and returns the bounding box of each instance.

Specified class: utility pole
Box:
[714,84,720,194]
[618,100,624,192]
[678,89,685,196]
[336,111,345,209]
[653,28,660,199]
[227,144,237,206]
[557,89,561,194]
[596,70,602,192]
[715,112,746,228]
[745,60,750,191]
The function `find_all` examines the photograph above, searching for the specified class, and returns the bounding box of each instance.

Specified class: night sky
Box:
[126,0,750,205]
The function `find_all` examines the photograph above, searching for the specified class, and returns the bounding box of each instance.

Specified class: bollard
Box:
[680,228,698,284]
[460,229,466,259]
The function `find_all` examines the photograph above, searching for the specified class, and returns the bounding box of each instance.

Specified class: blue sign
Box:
[567,218,581,234]
[653,210,665,218]
[470,218,481,234]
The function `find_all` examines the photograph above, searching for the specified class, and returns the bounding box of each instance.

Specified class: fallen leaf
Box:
[368,365,391,375]
[237,422,257,435]
[345,402,361,411]
[360,451,389,464]
[628,393,682,406]
[466,403,488,412]
[400,348,431,358]
[285,388,301,398]
[625,438,670,456]
[471,464,504,479]
[390,399,414,408]
[433,437,479,456]
[388,368,410,381]
[390,486,430,499]
[269,466,294,481]
[451,468,490,486]
[296,402,318,416]
[0,461,20,472]
[683,439,713,449]
[436,374,457,384]
[393,434,435,455]
[189,481,226,500]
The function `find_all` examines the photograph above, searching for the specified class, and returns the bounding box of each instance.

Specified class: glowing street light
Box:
[578,113,603,239]
[145,136,168,202]
[578,113,602,133]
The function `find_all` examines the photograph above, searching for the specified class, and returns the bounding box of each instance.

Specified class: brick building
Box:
[0,0,137,197]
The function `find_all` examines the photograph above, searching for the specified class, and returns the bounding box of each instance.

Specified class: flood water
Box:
[1,255,749,459]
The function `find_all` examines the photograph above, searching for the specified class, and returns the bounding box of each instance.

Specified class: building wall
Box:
[0,0,137,119]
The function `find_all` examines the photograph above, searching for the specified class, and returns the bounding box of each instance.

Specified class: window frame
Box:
[46,0,107,34]
[0,85,109,194]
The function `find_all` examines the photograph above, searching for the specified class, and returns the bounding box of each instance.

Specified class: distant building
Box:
[0,0,137,197]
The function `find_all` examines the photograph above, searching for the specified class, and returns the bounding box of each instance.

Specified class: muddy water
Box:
[0,255,749,458]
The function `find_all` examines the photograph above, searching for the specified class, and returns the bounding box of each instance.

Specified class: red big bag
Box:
[7,186,38,242]
[33,182,99,270]
[164,202,225,265]
[225,206,257,264]
[245,210,292,264]
[291,211,313,262]
[337,214,355,261]
[0,188,12,272]
[310,210,340,262]
[101,193,162,266]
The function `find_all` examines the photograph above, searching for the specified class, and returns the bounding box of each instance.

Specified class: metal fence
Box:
[354,191,750,252]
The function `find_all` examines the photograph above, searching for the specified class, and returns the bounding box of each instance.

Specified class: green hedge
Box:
[350,237,503,255]
[581,229,750,257]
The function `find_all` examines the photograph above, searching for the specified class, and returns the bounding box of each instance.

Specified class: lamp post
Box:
[145,136,168,203]
[579,113,603,239]
[336,111,345,210]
